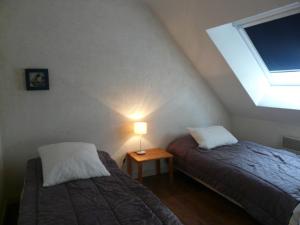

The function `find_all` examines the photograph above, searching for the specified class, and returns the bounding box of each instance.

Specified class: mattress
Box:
[167,135,300,225]
[18,151,182,225]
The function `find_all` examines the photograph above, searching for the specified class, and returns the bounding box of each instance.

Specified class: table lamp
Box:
[134,122,147,155]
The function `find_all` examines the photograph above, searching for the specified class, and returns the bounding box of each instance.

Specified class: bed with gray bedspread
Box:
[168,135,300,225]
[18,151,182,225]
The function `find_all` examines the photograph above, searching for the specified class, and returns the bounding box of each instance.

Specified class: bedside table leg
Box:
[138,162,143,182]
[156,159,160,175]
[127,156,132,176]
[168,157,173,183]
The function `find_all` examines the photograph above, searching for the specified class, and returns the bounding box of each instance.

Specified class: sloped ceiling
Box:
[145,0,300,124]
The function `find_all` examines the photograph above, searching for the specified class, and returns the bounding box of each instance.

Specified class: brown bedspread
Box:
[18,151,182,225]
[168,135,300,225]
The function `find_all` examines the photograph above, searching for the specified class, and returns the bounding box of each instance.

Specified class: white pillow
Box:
[38,142,110,187]
[188,126,238,149]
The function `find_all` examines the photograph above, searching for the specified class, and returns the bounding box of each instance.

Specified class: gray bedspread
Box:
[168,136,300,225]
[18,151,182,225]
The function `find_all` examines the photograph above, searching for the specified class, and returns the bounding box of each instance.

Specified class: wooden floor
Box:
[3,202,19,225]
[143,172,261,225]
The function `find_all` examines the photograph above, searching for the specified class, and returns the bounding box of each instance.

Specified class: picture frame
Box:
[25,68,49,91]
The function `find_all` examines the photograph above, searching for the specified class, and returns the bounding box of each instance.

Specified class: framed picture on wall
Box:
[25,68,49,91]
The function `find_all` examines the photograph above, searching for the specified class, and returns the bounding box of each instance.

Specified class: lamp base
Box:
[136,150,146,155]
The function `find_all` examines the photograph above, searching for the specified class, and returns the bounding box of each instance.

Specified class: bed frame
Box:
[176,167,243,208]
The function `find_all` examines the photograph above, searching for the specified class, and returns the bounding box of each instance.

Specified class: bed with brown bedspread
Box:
[168,135,300,225]
[18,151,182,225]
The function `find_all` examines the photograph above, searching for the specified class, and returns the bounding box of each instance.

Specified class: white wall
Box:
[145,0,300,149]
[144,0,297,121]
[0,0,230,199]
[233,116,300,149]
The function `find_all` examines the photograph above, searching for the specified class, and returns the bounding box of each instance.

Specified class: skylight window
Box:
[245,13,300,73]
[207,3,300,110]
[233,3,300,86]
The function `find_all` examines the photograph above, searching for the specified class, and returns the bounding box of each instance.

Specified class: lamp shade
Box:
[134,122,147,135]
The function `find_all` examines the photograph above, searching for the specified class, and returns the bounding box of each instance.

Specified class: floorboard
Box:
[143,171,261,225]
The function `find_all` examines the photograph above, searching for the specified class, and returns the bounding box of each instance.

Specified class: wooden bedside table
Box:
[127,148,174,183]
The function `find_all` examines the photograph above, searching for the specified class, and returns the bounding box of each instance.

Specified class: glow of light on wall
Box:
[73,76,172,121]
[128,112,144,120]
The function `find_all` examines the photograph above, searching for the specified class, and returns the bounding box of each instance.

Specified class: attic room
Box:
[0,0,299,225]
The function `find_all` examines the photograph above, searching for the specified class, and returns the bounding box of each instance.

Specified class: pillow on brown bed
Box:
[38,142,110,187]
[188,126,238,149]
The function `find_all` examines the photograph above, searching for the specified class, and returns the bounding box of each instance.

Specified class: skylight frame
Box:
[233,2,300,86]
[207,2,300,110]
